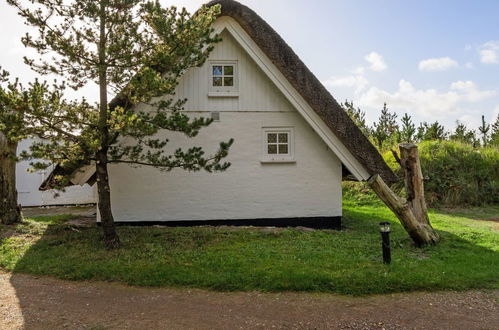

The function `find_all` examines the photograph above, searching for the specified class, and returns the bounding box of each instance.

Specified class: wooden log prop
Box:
[368,174,439,247]
[368,143,439,247]
[399,143,430,225]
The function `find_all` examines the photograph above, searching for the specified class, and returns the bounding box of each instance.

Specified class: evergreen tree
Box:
[450,121,478,146]
[371,103,398,150]
[417,121,447,141]
[6,0,232,248]
[415,122,426,142]
[491,114,499,146]
[478,115,490,147]
[341,100,369,137]
[399,113,416,143]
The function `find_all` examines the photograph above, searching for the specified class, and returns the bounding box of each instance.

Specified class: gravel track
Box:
[1,272,497,330]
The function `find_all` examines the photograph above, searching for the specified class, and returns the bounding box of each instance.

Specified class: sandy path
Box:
[0,271,497,330]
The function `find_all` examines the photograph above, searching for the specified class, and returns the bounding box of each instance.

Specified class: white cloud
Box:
[418,57,458,72]
[357,80,460,120]
[322,75,369,93]
[479,41,499,64]
[353,66,366,75]
[465,62,474,69]
[322,51,388,93]
[450,80,496,102]
[365,52,387,71]
[356,80,495,121]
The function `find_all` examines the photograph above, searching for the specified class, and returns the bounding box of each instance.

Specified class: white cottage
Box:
[44,0,395,228]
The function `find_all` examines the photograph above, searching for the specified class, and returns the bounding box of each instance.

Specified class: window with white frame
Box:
[209,61,238,96]
[262,128,295,162]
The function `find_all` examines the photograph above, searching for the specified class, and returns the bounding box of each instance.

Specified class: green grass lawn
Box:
[0,199,498,296]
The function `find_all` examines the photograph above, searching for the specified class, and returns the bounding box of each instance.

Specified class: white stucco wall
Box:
[101,26,345,222]
[107,111,343,222]
[16,139,96,207]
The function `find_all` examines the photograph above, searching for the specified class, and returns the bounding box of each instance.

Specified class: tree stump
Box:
[368,143,439,247]
[399,143,430,225]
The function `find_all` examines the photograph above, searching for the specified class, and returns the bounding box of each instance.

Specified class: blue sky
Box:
[1,0,498,130]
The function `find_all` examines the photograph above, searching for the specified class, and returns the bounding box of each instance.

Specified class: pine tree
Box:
[371,103,398,150]
[450,121,478,146]
[478,115,490,147]
[415,122,426,142]
[6,0,232,248]
[491,114,499,146]
[341,100,370,137]
[417,121,447,141]
[399,113,416,143]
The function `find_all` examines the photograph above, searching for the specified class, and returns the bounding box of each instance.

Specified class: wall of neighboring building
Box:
[16,139,96,207]
[102,29,343,223]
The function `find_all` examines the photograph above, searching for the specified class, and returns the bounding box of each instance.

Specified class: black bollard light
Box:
[379,222,391,264]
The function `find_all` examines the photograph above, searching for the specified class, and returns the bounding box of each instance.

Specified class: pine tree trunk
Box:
[96,150,120,249]
[0,133,21,225]
[96,0,120,249]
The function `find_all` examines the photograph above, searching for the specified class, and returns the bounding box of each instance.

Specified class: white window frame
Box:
[208,60,239,97]
[261,127,295,163]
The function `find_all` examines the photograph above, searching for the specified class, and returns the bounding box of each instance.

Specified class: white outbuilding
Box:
[16,138,95,207]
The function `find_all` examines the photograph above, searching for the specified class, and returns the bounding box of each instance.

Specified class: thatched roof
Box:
[207,0,396,183]
[41,0,395,190]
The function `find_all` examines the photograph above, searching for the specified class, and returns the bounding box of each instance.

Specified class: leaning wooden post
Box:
[399,143,430,225]
[368,175,439,247]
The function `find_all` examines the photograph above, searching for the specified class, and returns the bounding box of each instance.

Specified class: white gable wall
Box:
[175,30,292,112]
[103,27,344,222]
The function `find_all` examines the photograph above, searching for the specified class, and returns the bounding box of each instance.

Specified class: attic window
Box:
[208,61,239,97]
[261,127,295,163]
[212,65,234,86]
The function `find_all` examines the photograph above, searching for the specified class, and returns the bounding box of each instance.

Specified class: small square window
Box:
[262,128,295,163]
[209,61,238,97]
[211,64,234,87]
[265,132,289,155]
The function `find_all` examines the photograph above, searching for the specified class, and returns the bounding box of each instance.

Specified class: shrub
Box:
[342,181,381,206]
[382,141,499,207]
